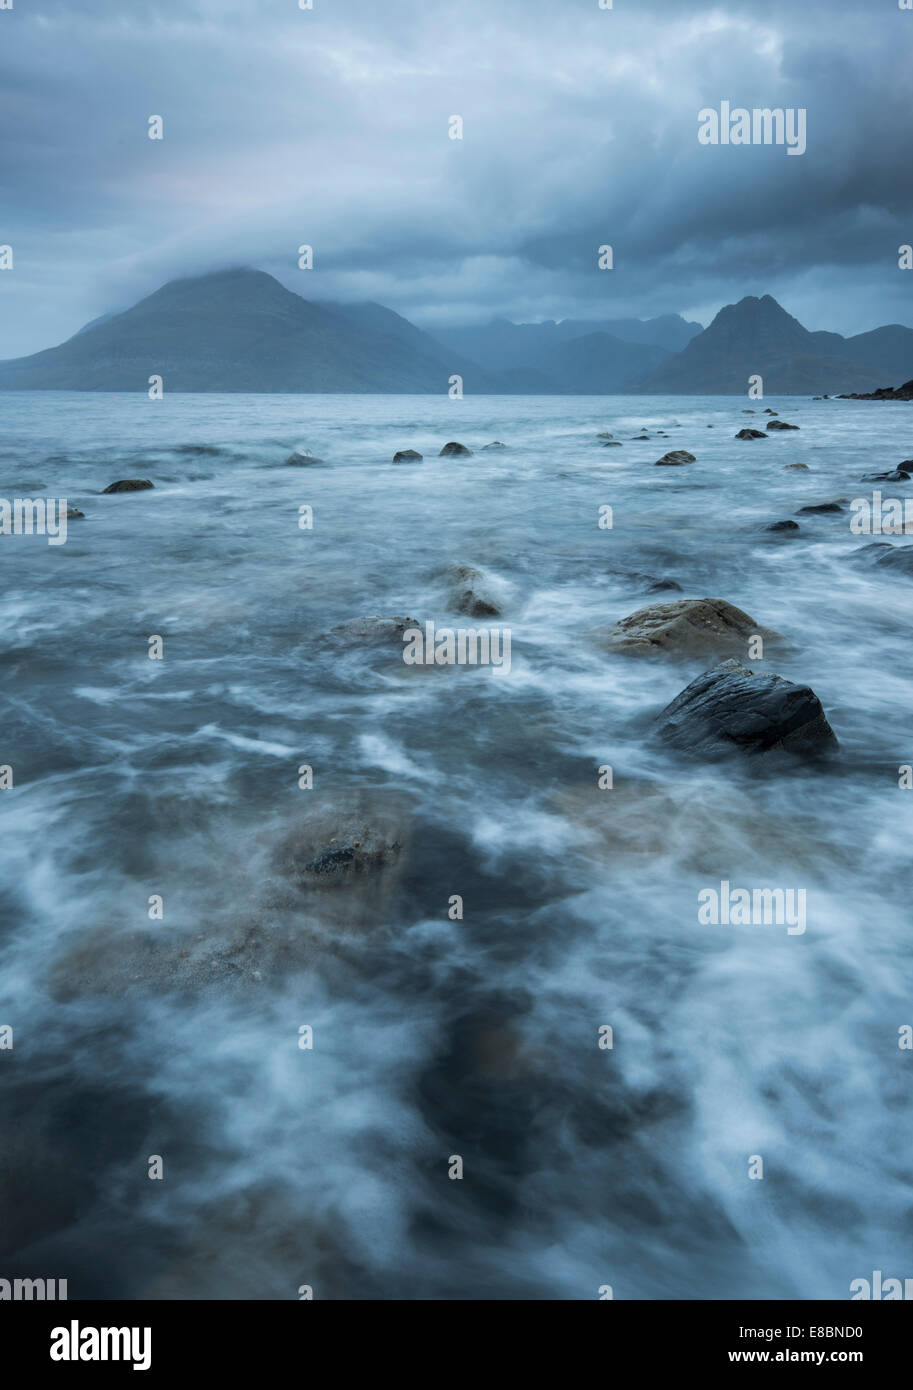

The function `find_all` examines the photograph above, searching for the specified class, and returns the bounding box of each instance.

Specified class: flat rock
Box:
[766,520,800,532]
[655,659,839,760]
[326,615,421,646]
[784,463,810,471]
[481,441,506,451]
[796,501,844,514]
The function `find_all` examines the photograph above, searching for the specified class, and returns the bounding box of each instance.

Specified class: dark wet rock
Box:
[66,507,85,519]
[849,542,913,577]
[392,449,423,462]
[655,450,696,466]
[447,564,501,617]
[735,429,767,440]
[481,441,506,451]
[631,434,651,440]
[285,450,326,466]
[766,520,800,532]
[796,501,844,514]
[763,408,778,415]
[440,441,472,457]
[742,409,756,414]
[655,659,839,760]
[767,419,799,431]
[840,378,913,402]
[602,597,780,658]
[784,463,810,471]
[102,479,153,493]
[860,468,910,482]
[602,440,623,447]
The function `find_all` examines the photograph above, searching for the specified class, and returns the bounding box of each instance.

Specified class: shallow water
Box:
[1,390,911,1299]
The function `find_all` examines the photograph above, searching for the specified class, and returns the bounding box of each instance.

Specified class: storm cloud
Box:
[0,0,910,356]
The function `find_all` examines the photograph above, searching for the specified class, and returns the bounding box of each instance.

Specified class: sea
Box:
[0,390,911,1299]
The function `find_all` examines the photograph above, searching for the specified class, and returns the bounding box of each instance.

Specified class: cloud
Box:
[0,0,909,355]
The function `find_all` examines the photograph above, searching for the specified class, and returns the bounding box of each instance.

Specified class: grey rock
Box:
[735,428,767,440]
[440,441,472,457]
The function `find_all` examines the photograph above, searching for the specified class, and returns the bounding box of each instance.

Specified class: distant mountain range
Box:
[0,270,911,395]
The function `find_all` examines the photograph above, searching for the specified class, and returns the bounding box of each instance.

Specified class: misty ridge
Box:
[1,267,911,396]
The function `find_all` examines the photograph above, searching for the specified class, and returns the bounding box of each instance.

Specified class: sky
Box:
[0,0,910,358]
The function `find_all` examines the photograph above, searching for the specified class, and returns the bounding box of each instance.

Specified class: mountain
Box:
[633,294,913,395]
[0,269,497,394]
[433,313,701,374]
[540,332,671,393]
[2,274,911,395]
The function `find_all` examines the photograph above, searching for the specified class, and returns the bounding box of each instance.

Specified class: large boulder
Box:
[655,659,839,760]
[602,597,779,659]
[440,441,472,457]
[393,449,423,463]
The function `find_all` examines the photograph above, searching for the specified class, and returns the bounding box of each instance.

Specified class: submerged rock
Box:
[767,419,800,431]
[440,441,472,457]
[849,542,913,577]
[655,659,839,760]
[446,564,501,617]
[596,432,614,439]
[326,615,421,646]
[285,450,326,466]
[655,450,696,466]
[763,408,778,415]
[608,568,683,594]
[481,441,506,451]
[602,597,779,659]
[735,428,767,440]
[784,463,810,471]
[65,507,85,519]
[766,520,800,532]
[392,449,423,463]
[860,468,910,482]
[102,479,153,493]
[796,501,844,514]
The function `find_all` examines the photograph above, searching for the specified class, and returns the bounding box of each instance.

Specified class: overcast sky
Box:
[0,0,910,357]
